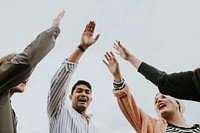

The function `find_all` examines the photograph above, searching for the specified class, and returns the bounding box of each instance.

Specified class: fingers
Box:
[88,21,95,33]
[82,20,100,46]
[113,42,120,52]
[52,10,65,27]
[102,59,108,66]
[113,40,126,53]
[83,24,88,33]
[83,21,96,33]
[104,52,110,62]
[57,10,65,19]
[104,52,116,62]
[94,34,100,42]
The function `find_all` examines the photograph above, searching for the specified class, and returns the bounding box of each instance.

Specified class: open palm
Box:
[103,52,120,76]
[114,40,131,61]
[81,21,100,49]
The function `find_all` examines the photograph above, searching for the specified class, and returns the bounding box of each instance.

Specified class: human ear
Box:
[69,95,72,101]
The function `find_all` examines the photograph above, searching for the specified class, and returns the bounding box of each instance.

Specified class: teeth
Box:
[159,103,165,109]
[79,99,86,102]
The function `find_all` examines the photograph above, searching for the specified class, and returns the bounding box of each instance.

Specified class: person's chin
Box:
[160,111,169,118]
[77,105,87,111]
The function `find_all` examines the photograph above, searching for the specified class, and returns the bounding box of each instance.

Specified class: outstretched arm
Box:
[103,52,158,132]
[114,40,142,70]
[47,21,100,118]
[138,62,200,102]
[0,11,64,95]
[103,51,122,82]
[114,41,200,102]
[68,21,100,63]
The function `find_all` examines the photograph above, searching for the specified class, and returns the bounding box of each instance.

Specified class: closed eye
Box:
[85,90,91,94]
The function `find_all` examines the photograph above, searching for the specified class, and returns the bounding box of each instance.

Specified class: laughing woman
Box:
[103,51,200,133]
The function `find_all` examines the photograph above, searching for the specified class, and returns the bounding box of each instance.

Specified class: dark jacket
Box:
[138,62,200,102]
[0,26,60,133]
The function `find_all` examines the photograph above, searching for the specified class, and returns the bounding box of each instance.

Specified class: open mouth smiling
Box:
[158,103,166,110]
[78,98,87,103]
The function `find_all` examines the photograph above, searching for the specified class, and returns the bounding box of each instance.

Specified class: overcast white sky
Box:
[1,0,200,133]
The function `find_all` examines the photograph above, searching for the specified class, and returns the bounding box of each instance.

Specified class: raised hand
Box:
[114,40,142,69]
[114,40,132,61]
[52,10,65,27]
[80,21,100,50]
[103,52,122,81]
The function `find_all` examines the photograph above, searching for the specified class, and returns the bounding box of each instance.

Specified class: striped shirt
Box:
[166,123,200,133]
[47,59,99,133]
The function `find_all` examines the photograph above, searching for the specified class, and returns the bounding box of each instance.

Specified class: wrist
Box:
[79,42,89,50]
[113,78,125,90]
[113,73,122,82]
[127,55,134,62]
[77,45,85,52]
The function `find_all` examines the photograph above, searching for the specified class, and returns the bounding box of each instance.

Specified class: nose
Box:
[155,97,163,105]
[157,99,162,103]
[80,91,87,97]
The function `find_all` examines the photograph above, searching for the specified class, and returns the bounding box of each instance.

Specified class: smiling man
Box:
[47,21,100,133]
[70,80,92,120]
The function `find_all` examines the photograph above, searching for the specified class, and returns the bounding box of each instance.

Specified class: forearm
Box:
[113,85,153,132]
[67,46,85,63]
[113,72,122,82]
[128,55,142,70]
[23,26,60,67]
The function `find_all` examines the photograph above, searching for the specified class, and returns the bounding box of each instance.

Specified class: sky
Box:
[1,0,200,133]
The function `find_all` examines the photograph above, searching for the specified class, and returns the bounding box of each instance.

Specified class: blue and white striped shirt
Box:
[47,59,99,133]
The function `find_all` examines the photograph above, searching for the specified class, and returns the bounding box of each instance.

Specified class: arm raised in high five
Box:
[114,40,142,70]
[68,21,100,62]
[52,10,65,27]
[113,40,200,102]
[103,51,122,82]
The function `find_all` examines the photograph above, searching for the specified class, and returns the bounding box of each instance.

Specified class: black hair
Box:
[71,80,92,95]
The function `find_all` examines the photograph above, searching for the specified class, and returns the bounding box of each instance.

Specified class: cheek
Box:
[88,96,92,102]
[72,95,78,100]
[71,95,78,102]
[154,106,159,113]
[174,104,180,111]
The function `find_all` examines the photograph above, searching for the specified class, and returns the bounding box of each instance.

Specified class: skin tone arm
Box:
[113,40,142,70]
[67,21,100,62]
[103,51,122,82]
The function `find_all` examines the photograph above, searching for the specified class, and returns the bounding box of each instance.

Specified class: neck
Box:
[79,110,87,117]
[75,108,87,117]
[76,109,89,123]
[165,114,189,127]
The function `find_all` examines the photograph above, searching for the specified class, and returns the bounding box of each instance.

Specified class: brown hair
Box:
[0,53,17,66]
